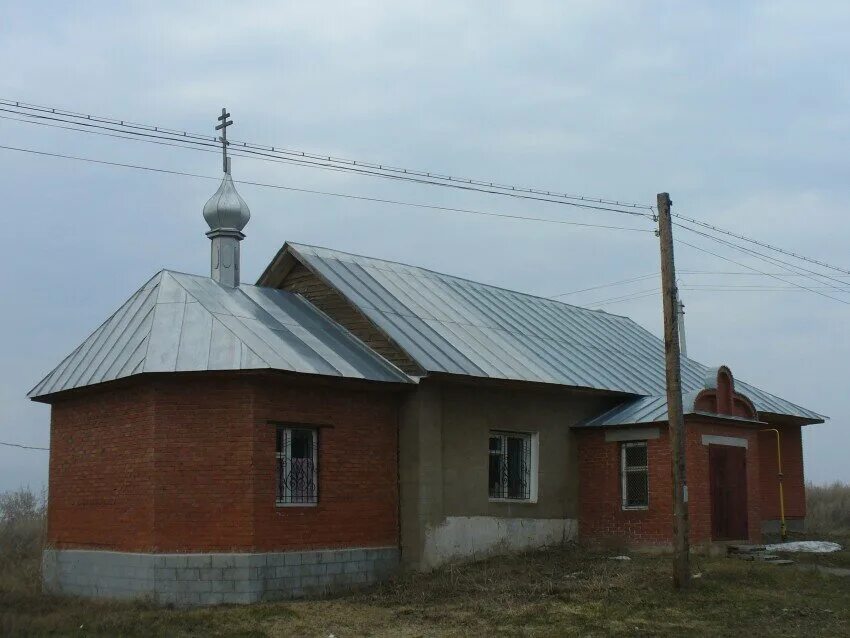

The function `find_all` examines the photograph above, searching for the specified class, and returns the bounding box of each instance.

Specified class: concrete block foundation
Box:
[42,546,399,606]
[422,516,576,569]
[761,518,805,536]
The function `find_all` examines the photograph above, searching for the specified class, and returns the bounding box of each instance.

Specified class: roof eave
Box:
[28,367,416,404]
[688,411,767,427]
[574,410,771,429]
[423,371,641,398]
[756,411,826,427]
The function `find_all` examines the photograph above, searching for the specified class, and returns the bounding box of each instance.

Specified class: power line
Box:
[0,98,655,215]
[678,233,850,304]
[4,138,837,307]
[680,270,850,277]
[0,143,652,234]
[588,286,660,305]
[0,111,227,156]
[6,97,848,284]
[552,268,849,300]
[11,114,845,299]
[589,290,661,307]
[675,219,850,291]
[585,283,829,304]
[588,284,847,308]
[680,284,850,294]
[552,273,659,297]
[589,230,850,306]
[676,236,850,305]
[0,108,455,191]
[0,105,654,218]
[671,211,850,277]
[0,109,512,201]
[0,440,49,451]
[16,135,832,301]
[674,221,850,294]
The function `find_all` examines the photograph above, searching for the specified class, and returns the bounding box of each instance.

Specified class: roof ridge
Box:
[287,242,632,320]
[159,267,240,284]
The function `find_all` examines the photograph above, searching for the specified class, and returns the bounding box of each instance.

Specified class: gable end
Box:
[281,262,423,375]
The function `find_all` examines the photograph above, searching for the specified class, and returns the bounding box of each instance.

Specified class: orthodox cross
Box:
[215,108,233,174]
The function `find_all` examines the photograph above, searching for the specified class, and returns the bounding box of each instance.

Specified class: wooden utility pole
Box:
[657,192,690,589]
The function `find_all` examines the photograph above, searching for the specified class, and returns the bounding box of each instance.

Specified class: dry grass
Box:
[2,543,850,637]
[806,482,850,536]
[2,487,849,636]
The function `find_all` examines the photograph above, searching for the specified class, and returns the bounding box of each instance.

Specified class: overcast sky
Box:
[1,1,848,492]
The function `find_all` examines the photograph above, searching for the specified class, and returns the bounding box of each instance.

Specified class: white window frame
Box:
[275,426,318,507]
[488,431,539,503]
[621,440,649,510]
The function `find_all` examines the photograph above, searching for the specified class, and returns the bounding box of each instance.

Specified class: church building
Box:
[31,120,824,606]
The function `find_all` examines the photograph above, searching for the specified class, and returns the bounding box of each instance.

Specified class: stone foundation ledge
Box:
[42,546,399,606]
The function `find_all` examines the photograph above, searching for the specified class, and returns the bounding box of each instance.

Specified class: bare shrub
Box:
[0,487,46,595]
[806,482,850,536]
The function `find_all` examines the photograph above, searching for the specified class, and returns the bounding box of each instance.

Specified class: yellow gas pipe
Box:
[760,428,787,541]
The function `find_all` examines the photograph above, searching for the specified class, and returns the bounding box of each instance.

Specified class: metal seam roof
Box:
[285,242,823,422]
[29,270,411,399]
[577,393,774,428]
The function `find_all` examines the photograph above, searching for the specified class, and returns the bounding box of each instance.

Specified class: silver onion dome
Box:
[203,173,251,232]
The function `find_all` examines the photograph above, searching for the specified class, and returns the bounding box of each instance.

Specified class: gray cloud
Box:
[1,0,847,490]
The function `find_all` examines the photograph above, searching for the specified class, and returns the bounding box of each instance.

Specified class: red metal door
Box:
[709,445,749,540]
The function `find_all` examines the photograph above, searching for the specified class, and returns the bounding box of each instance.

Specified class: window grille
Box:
[488,432,531,499]
[276,426,318,505]
[621,441,649,509]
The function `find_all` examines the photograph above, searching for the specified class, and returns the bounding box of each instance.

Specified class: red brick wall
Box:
[577,421,763,547]
[151,376,256,551]
[47,385,155,550]
[252,379,399,551]
[758,424,805,522]
[46,373,401,553]
[576,428,673,547]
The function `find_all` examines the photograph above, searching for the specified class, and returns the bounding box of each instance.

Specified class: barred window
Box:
[621,441,649,509]
[276,426,317,506]
[489,432,532,500]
